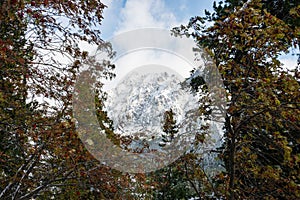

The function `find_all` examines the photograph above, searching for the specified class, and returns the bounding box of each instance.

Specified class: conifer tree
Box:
[173,0,300,198]
[159,109,179,147]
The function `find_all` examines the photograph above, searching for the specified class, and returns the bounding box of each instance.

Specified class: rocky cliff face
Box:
[105,69,199,140]
[103,68,224,173]
[104,68,223,157]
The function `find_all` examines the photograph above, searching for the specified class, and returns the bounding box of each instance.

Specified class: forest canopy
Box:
[0,0,299,199]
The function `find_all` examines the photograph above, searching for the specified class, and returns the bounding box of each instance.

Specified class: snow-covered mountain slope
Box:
[104,68,199,140]
[103,67,224,173]
[104,67,223,157]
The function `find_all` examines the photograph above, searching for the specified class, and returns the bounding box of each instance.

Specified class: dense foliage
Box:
[0,0,133,199]
[173,0,300,199]
[1,0,299,199]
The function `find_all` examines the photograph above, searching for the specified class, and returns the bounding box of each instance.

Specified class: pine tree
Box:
[0,1,129,199]
[173,0,300,198]
[159,109,179,147]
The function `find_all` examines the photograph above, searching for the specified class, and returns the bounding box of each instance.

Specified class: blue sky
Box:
[93,0,220,88]
[100,0,217,39]
[76,0,219,89]
[98,0,298,70]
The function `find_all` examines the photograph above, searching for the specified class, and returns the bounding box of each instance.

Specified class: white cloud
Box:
[280,58,298,70]
[103,49,194,91]
[115,0,179,34]
[97,0,207,93]
[101,0,113,7]
[100,0,219,38]
[102,29,200,91]
[279,51,298,70]
[100,0,123,39]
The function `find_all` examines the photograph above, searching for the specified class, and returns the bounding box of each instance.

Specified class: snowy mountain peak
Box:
[105,68,199,141]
